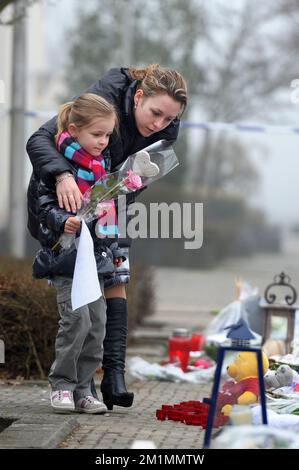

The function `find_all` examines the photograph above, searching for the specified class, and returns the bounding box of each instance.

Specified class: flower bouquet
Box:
[53,139,179,251]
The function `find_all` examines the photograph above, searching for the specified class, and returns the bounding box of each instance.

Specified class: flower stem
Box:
[51,176,129,252]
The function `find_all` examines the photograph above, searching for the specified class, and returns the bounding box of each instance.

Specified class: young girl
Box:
[32,93,124,413]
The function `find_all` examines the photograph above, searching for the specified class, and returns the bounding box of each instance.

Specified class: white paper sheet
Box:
[71,220,102,310]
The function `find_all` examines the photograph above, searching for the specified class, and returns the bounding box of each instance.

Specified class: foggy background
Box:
[1,0,299,270]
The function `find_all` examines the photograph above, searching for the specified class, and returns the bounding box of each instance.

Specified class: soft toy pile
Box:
[264,364,295,390]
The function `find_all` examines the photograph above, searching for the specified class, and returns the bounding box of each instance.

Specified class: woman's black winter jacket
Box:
[26,68,180,243]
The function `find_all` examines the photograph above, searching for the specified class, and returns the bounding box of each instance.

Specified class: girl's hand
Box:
[56,173,83,212]
[64,216,81,234]
[114,257,123,268]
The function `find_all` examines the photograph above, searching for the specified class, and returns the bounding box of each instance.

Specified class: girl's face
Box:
[68,116,115,156]
[133,91,181,137]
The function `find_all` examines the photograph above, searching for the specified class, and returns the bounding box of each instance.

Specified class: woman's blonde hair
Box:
[128,64,188,117]
[56,93,118,140]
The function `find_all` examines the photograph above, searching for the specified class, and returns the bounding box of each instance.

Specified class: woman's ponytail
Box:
[128,64,160,82]
[128,64,187,116]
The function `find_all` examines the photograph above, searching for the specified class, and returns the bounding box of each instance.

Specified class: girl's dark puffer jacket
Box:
[32,179,125,279]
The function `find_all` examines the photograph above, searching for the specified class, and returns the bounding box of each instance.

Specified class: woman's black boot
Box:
[101,370,134,410]
[100,297,134,410]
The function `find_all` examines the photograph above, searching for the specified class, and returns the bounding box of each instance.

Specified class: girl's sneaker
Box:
[75,395,107,414]
[50,390,74,413]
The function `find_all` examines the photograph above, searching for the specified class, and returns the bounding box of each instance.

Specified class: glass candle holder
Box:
[229,404,252,426]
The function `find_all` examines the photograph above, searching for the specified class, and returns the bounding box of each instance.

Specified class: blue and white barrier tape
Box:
[1,109,299,135]
[180,120,299,134]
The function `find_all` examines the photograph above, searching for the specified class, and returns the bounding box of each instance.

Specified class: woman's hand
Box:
[64,216,81,234]
[56,172,83,212]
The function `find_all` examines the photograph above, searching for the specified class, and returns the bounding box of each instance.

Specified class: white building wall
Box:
[0,5,13,230]
[0,1,66,233]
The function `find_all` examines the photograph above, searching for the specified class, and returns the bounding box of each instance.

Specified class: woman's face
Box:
[134,91,181,137]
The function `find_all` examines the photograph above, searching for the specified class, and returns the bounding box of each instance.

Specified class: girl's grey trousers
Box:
[49,276,106,400]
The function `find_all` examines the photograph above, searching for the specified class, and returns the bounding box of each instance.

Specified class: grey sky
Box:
[239,131,299,226]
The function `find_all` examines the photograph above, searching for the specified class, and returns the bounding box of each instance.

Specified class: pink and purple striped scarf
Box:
[57,131,118,237]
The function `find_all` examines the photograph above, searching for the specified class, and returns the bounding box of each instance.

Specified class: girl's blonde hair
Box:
[128,64,188,117]
[56,93,119,140]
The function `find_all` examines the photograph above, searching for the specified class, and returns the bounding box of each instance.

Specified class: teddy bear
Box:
[264,364,294,390]
[217,351,269,416]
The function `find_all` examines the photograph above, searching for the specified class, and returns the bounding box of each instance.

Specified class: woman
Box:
[33,93,124,414]
[27,64,188,410]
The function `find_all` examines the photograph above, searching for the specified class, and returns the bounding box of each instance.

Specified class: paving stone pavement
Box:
[0,382,77,449]
[0,379,211,449]
[61,380,211,449]
[0,267,213,450]
[0,302,212,450]
[0,297,212,450]
[2,241,298,450]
